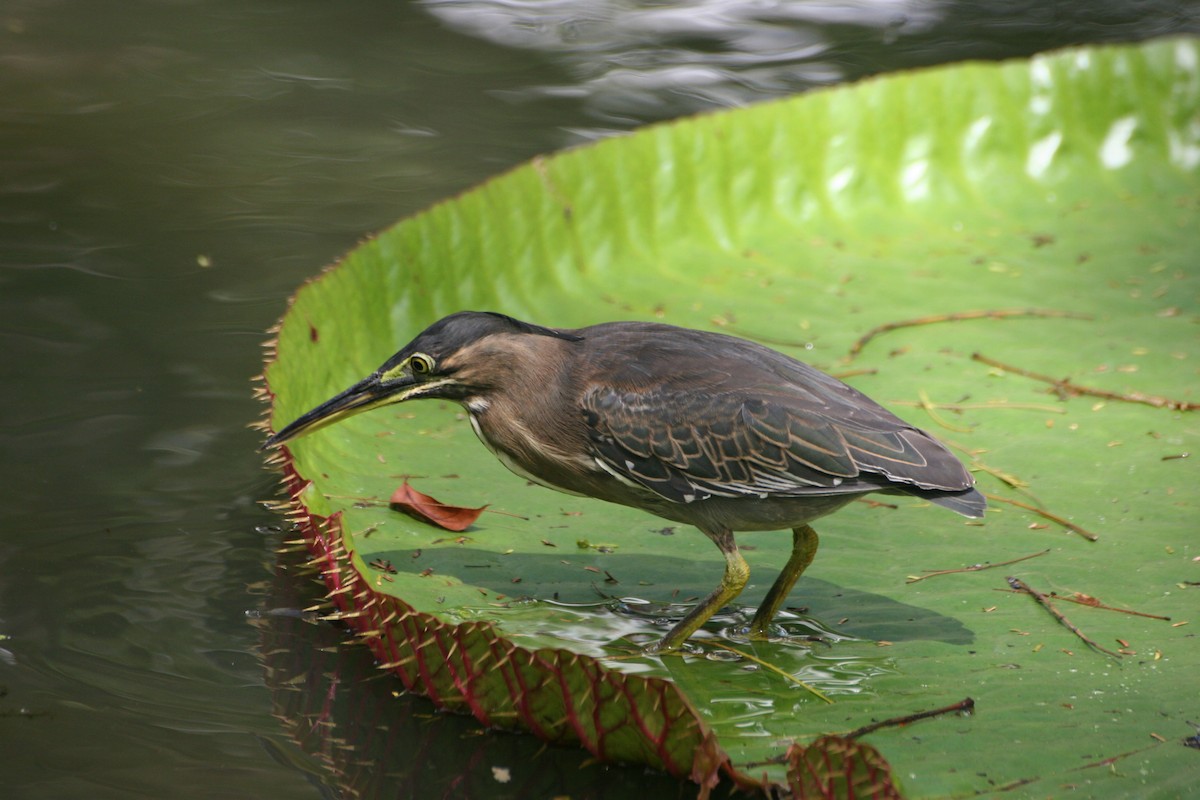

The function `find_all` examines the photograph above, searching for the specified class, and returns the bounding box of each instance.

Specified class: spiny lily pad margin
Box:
[259,38,1199,797]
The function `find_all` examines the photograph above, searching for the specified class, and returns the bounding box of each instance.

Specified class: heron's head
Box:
[262,311,579,449]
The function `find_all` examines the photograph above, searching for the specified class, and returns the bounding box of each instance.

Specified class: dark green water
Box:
[2,2,1195,797]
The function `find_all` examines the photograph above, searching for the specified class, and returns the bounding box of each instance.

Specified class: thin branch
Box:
[973,463,1032,491]
[844,697,975,739]
[1006,576,1123,659]
[723,328,813,350]
[705,642,833,704]
[906,549,1050,584]
[916,388,975,432]
[1049,592,1171,621]
[892,399,1067,414]
[972,352,1200,411]
[985,492,1099,542]
[994,587,1172,622]
[941,437,1035,492]
[740,697,976,770]
[845,309,1090,361]
[1071,743,1159,772]
[976,777,1042,795]
[830,367,879,380]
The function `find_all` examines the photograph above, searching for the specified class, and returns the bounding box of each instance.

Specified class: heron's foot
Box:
[746,617,780,640]
[747,525,820,639]
[642,529,749,654]
[641,637,704,656]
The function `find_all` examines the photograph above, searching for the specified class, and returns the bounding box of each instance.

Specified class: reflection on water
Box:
[258,543,690,800]
[423,0,1198,127]
[424,0,930,123]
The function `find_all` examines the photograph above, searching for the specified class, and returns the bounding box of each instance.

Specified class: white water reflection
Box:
[423,0,1200,134]
[453,595,892,695]
[424,0,940,121]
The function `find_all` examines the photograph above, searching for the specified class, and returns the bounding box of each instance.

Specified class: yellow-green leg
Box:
[748,524,819,638]
[649,528,749,654]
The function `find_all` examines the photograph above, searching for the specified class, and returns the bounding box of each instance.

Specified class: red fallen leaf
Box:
[389,481,487,532]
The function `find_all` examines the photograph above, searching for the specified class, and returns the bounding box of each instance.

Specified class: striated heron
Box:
[264,311,984,653]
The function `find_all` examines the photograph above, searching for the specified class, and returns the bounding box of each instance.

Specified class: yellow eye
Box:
[409,353,435,375]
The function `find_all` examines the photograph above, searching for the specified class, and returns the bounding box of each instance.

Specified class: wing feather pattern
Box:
[576,324,981,515]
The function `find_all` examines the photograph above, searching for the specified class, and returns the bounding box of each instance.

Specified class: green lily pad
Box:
[262,38,1200,796]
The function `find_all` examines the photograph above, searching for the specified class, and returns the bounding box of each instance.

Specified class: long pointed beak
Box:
[261,373,400,450]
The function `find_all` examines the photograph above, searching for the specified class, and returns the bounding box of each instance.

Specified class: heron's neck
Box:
[459,334,592,488]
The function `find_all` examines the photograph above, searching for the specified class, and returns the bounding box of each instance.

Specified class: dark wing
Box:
[577,324,979,512]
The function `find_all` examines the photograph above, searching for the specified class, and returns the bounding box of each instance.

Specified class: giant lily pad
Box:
[261,38,1199,796]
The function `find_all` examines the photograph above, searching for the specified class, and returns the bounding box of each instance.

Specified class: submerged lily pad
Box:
[262,38,1199,796]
